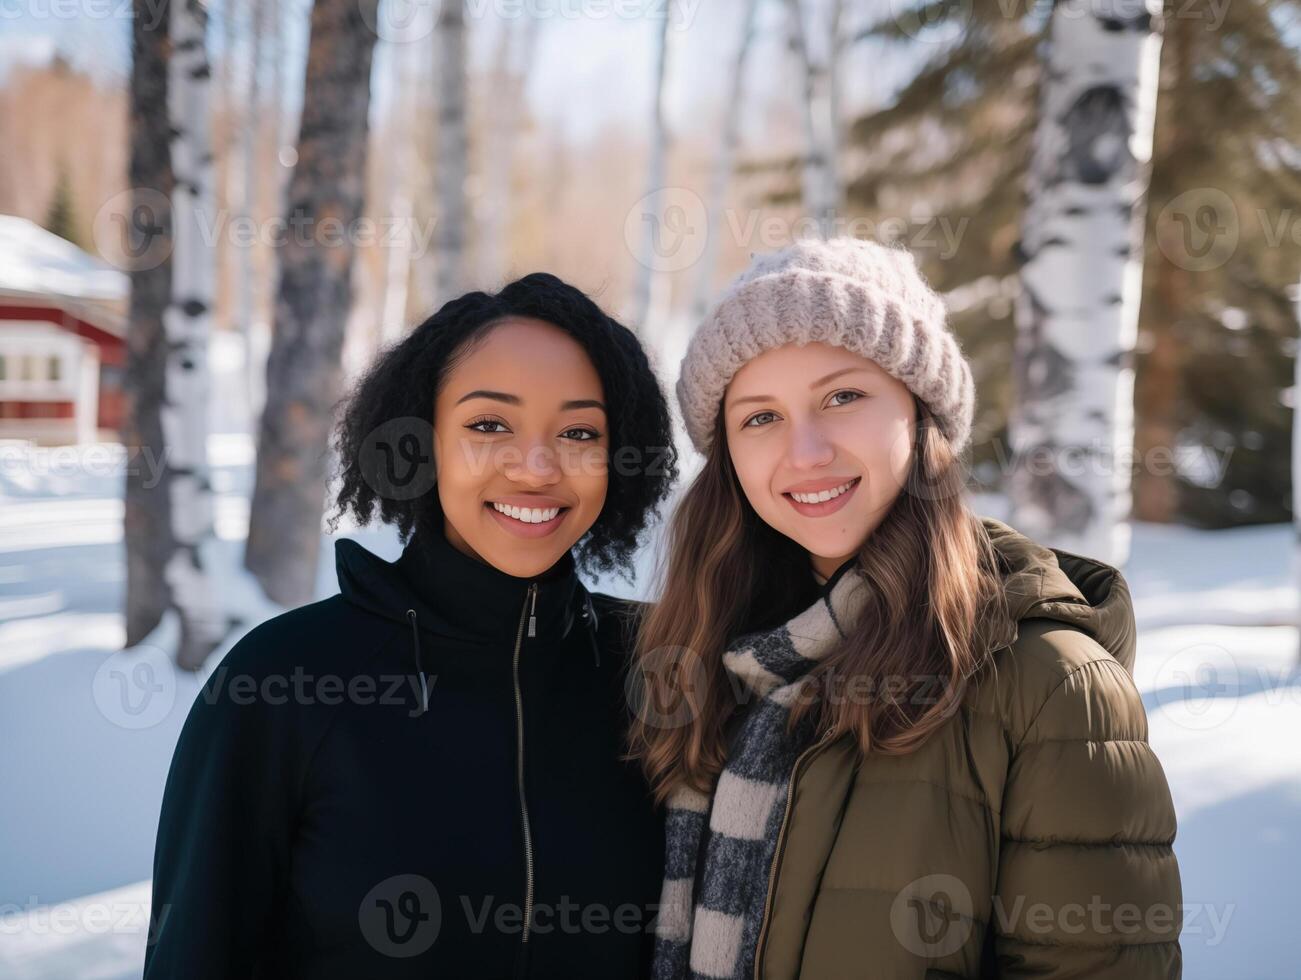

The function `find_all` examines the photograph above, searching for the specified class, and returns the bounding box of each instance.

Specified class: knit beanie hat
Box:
[675,237,975,456]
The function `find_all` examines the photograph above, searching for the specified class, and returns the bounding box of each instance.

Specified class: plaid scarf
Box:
[650,566,869,980]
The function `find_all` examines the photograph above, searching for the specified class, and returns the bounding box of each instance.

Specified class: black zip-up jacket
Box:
[143,529,665,979]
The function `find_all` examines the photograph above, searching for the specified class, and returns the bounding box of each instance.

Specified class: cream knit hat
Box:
[676,237,975,456]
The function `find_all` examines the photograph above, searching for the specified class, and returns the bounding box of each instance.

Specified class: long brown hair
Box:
[626,398,1009,805]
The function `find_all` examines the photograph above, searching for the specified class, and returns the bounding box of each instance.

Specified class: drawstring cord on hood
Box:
[407,609,429,715]
[406,590,604,717]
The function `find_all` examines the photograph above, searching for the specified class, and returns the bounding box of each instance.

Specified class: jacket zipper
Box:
[513,582,538,957]
[752,724,837,980]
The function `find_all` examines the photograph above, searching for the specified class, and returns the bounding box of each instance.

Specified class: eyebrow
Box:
[727,366,870,409]
[454,390,607,413]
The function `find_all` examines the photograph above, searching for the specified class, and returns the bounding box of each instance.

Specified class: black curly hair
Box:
[330,272,679,579]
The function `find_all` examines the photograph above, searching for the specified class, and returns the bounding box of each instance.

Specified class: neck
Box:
[396,521,581,643]
[810,552,849,582]
[443,516,488,567]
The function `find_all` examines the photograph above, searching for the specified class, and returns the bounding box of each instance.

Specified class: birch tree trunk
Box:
[244,0,380,606]
[123,0,174,648]
[786,0,840,238]
[163,0,228,668]
[434,0,469,304]
[1007,0,1164,565]
[478,15,539,287]
[631,10,674,330]
[236,0,264,410]
[380,35,419,347]
[690,0,759,322]
[826,0,845,171]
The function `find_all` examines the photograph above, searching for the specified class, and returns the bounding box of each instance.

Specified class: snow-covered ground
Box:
[0,434,1296,979]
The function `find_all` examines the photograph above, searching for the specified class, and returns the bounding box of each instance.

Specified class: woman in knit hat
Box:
[628,238,1182,979]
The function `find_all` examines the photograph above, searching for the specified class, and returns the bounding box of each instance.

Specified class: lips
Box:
[484,500,570,539]
[782,476,861,518]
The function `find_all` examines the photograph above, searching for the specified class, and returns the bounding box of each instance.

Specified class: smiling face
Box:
[432,316,609,578]
[723,342,917,580]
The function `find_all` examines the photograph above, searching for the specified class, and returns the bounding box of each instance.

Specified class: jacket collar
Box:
[335,526,587,647]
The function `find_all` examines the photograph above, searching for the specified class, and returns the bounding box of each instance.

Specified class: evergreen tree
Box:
[44,165,81,247]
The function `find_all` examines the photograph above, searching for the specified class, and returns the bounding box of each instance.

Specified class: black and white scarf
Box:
[650,566,869,980]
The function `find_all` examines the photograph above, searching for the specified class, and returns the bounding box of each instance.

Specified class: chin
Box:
[788,525,865,560]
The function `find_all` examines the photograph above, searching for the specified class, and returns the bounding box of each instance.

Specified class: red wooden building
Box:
[0,216,128,444]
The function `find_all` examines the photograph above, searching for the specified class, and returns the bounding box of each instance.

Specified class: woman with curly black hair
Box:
[145,273,678,980]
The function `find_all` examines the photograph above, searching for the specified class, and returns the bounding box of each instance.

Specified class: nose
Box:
[503,437,561,487]
[785,415,836,471]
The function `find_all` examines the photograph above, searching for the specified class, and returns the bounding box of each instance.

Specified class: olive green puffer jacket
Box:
[754,518,1182,979]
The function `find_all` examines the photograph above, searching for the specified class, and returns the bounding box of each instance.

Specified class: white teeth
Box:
[789,480,856,505]
[492,502,562,524]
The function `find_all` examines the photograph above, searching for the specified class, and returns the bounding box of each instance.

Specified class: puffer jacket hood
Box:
[981,515,1138,673]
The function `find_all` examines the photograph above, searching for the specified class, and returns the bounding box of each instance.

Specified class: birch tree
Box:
[125,0,227,666]
[786,0,840,238]
[631,9,674,330]
[478,14,540,287]
[690,0,759,322]
[1007,0,1164,565]
[380,33,420,346]
[234,0,264,409]
[160,0,228,668]
[245,0,381,606]
[434,0,469,303]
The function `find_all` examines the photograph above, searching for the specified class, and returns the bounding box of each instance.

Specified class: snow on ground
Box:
[0,437,1297,979]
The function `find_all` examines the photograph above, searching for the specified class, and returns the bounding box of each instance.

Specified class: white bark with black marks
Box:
[1008,0,1163,565]
[381,34,420,347]
[787,0,841,238]
[632,10,675,330]
[478,14,539,288]
[691,0,759,322]
[434,0,469,304]
[164,0,228,668]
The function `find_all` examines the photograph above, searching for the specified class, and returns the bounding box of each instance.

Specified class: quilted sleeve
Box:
[994,637,1183,978]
